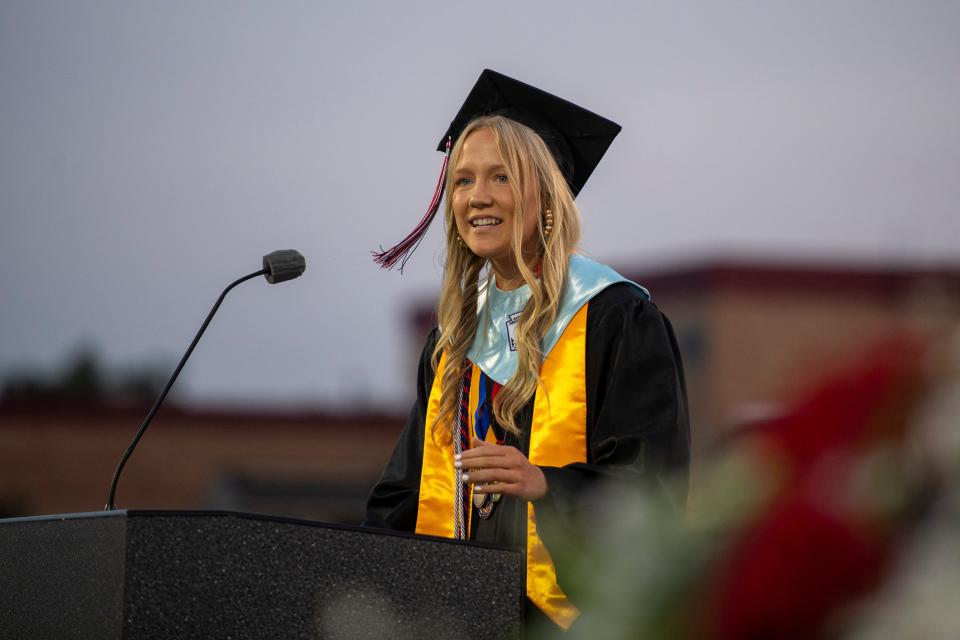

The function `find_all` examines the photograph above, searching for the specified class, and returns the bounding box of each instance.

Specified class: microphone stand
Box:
[105,268,267,510]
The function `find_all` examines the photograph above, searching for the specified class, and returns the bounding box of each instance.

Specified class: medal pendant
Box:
[476,492,503,520]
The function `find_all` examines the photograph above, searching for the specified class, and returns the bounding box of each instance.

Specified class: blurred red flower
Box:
[697,335,926,639]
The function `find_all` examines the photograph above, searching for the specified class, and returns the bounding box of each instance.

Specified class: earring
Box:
[456,234,464,246]
[543,209,554,238]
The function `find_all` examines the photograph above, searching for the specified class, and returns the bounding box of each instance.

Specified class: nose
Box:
[469,182,493,209]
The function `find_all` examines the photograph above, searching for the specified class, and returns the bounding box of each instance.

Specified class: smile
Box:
[471,217,502,227]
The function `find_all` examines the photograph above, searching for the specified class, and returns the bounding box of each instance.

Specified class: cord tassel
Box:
[372,137,452,272]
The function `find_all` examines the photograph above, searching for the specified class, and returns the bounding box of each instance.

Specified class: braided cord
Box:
[452,363,472,539]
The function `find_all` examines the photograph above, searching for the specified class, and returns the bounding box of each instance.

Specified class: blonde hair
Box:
[432,115,581,440]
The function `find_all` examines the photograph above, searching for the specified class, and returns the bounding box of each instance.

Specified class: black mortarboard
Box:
[439,69,622,197]
[373,69,621,271]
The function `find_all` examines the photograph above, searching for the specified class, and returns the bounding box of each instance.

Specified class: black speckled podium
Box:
[0,510,523,639]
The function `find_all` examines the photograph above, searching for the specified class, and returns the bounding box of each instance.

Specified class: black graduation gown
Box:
[364,283,691,631]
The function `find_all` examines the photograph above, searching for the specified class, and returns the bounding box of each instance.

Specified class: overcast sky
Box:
[1,1,958,411]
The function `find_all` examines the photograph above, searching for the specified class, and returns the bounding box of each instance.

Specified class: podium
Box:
[0,510,523,639]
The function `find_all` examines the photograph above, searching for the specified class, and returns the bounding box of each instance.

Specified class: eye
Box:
[494,174,509,184]
[455,177,473,187]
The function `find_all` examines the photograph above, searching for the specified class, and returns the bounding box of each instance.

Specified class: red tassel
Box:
[372,137,452,272]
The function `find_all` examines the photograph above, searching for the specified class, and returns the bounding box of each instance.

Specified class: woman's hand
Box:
[456,437,548,502]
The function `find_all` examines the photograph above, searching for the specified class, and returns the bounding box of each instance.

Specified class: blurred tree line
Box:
[1,345,174,408]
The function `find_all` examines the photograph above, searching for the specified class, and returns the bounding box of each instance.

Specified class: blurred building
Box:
[0,403,402,522]
[631,259,960,454]
[2,258,958,521]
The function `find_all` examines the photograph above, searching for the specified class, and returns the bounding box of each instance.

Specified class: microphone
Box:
[263,249,306,284]
[105,250,306,510]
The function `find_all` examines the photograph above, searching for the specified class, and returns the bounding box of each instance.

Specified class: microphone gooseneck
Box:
[105,251,305,510]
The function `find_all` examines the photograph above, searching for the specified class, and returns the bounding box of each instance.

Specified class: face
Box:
[451,129,540,277]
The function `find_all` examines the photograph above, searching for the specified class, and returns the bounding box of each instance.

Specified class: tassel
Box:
[372,137,452,272]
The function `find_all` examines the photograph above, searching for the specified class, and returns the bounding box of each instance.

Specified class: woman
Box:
[367,70,690,633]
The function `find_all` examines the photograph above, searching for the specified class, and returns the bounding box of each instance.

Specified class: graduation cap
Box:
[439,69,621,197]
[373,69,621,271]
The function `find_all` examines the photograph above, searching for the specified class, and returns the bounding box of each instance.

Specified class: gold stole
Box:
[414,304,589,630]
